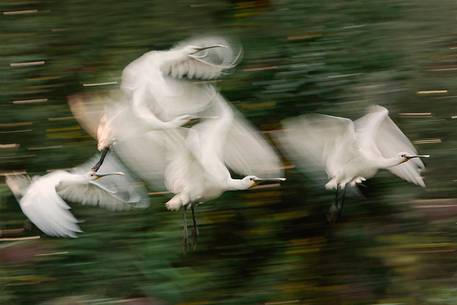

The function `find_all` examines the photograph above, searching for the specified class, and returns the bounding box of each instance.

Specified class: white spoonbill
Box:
[70,36,242,171]
[278,105,429,222]
[5,154,149,238]
[69,92,285,249]
[120,35,242,130]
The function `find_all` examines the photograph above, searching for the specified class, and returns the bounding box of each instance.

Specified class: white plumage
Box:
[68,36,283,247]
[72,95,283,207]
[69,35,283,210]
[5,154,149,238]
[69,90,284,211]
[279,105,428,189]
[120,36,242,130]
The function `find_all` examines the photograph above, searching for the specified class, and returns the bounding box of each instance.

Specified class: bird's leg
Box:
[190,204,199,250]
[337,186,347,220]
[182,207,190,253]
[91,147,110,172]
[327,186,339,223]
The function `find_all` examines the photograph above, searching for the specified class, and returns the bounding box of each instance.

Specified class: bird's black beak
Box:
[253,177,286,184]
[91,147,110,172]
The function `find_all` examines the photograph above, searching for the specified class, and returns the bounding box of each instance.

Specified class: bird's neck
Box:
[375,156,403,169]
[226,179,250,191]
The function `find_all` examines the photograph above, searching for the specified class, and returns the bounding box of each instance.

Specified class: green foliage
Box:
[1,0,457,304]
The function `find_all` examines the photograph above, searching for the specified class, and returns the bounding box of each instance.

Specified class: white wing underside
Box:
[68,92,169,190]
[66,153,150,208]
[279,114,358,183]
[224,109,284,178]
[19,171,82,238]
[68,93,109,138]
[112,129,171,190]
[16,152,149,238]
[56,180,133,212]
[355,106,425,186]
[182,93,283,184]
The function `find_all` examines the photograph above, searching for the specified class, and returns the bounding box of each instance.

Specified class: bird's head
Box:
[397,152,430,164]
[88,171,125,180]
[96,114,114,151]
[242,175,287,189]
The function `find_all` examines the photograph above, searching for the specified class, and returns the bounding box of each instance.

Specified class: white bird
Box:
[69,91,285,248]
[120,35,242,131]
[278,105,429,221]
[68,35,284,248]
[69,36,243,171]
[5,154,149,238]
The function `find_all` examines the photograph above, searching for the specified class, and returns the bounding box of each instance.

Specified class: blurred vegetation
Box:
[0,0,457,304]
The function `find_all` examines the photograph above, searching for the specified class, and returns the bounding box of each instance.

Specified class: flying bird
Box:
[120,35,242,131]
[278,105,429,222]
[69,91,285,249]
[5,154,149,238]
[68,35,285,248]
[70,35,243,171]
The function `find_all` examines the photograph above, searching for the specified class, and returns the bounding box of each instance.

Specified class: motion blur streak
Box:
[0,0,456,305]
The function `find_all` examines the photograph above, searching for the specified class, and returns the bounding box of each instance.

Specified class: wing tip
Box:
[417,177,426,188]
[369,105,389,115]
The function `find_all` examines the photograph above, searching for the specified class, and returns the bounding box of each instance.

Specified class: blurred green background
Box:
[1,0,457,304]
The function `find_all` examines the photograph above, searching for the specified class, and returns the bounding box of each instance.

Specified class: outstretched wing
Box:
[355,105,425,186]
[58,153,150,210]
[278,114,357,182]
[68,91,124,150]
[108,103,173,190]
[224,109,283,178]
[68,91,171,191]
[19,171,82,238]
[165,35,243,80]
[68,93,107,139]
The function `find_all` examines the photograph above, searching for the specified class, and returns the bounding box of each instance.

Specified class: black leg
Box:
[337,186,347,219]
[327,186,339,223]
[91,147,110,172]
[191,204,199,250]
[191,205,199,237]
[182,207,189,253]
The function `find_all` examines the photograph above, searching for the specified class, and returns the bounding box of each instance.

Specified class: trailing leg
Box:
[327,186,339,223]
[337,186,347,220]
[190,204,199,250]
[182,208,189,253]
